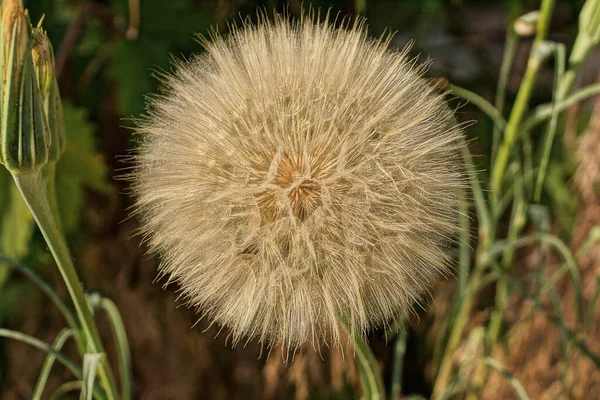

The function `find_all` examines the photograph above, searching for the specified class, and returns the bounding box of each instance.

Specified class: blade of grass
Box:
[0,328,81,377]
[488,162,526,345]
[432,145,492,398]
[482,357,529,400]
[33,329,75,400]
[451,85,507,132]
[100,297,133,400]
[458,192,471,295]
[0,253,80,339]
[492,22,519,162]
[389,321,408,400]
[534,43,566,202]
[522,83,600,132]
[81,353,104,400]
[50,381,83,400]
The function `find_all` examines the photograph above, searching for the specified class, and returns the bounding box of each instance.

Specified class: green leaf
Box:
[55,102,110,234]
[0,167,36,285]
[108,38,169,116]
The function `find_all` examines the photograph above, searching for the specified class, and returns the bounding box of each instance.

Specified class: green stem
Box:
[490,0,556,206]
[33,329,75,400]
[0,253,80,340]
[534,44,566,202]
[451,85,507,131]
[43,161,62,230]
[11,171,119,400]
[492,24,519,163]
[488,165,526,345]
[0,328,81,378]
[522,83,600,132]
[389,323,408,400]
[352,334,386,400]
[50,381,83,400]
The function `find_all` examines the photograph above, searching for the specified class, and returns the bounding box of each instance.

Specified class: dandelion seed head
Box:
[128,13,466,352]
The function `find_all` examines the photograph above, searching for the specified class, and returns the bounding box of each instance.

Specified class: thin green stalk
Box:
[433,145,492,398]
[534,44,566,202]
[11,171,119,400]
[451,85,507,131]
[50,381,83,400]
[492,25,519,163]
[482,358,530,400]
[488,164,526,345]
[490,0,556,206]
[522,82,600,132]
[352,334,385,400]
[389,322,408,400]
[33,329,75,400]
[101,297,133,400]
[0,328,81,378]
[458,193,470,296]
[461,145,492,259]
[432,267,484,399]
[0,253,80,339]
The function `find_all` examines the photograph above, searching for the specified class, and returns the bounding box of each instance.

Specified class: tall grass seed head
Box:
[0,0,50,174]
[129,14,467,352]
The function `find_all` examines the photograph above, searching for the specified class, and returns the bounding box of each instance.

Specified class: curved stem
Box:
[50,381,83,400]
[33,329,75,400]
[11,171,119,400]
[0,253,80,338]
[101,297,133,400]
[521,83,600,132]
[0,328,81,377]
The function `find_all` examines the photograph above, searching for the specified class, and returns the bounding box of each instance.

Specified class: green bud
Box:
[0,0,50,174]
[32,27,65,163]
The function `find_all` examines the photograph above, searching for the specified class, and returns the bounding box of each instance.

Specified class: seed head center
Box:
[259,152,322,222]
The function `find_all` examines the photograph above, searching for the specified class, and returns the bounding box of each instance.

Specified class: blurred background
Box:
[1,0,599,399]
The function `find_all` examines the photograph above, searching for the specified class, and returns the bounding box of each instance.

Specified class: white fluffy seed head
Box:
[128,13,466,352]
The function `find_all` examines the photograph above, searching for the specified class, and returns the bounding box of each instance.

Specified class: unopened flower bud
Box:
[0,0,50,174]
[32,27,65,163]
